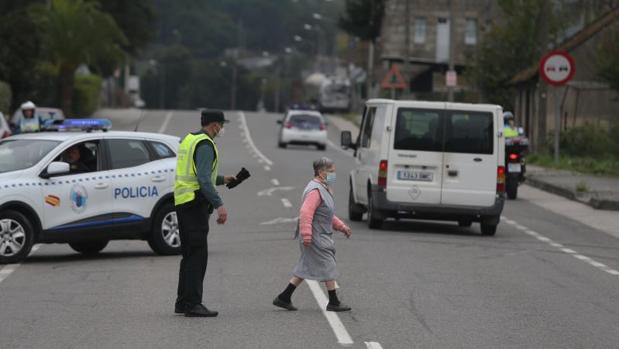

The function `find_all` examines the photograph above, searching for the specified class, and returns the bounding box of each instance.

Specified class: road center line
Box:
[365,342,384,349]
[0,245,40,285]
[503,216,619,276]
[158,111,173,133]
[238,112,273,166]
[306,280,354,346]
[271,179,280,186]
[281,198,292,208]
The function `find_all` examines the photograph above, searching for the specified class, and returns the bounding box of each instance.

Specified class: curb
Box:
[526,176,619,211]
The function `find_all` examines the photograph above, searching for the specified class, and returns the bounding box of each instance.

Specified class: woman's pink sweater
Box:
[299,184,349,244]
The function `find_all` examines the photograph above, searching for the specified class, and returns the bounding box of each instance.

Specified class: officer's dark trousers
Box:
[176,199,210,307]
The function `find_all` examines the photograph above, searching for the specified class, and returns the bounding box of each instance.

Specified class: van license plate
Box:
[508,163,521,173]
[397,170,433,182]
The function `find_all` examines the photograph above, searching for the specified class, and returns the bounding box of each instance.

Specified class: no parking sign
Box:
[539,51,575,86]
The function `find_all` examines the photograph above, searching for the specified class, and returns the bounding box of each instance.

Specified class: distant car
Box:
[0,119,180,264]
[277,110,328,151]
[0,113,11,139]
[11,107,66,130]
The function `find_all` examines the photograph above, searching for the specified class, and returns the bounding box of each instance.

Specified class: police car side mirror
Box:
[41,161,70,179]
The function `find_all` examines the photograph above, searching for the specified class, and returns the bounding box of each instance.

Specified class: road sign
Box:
[381,64,407,90]
[539,51,575,86]
[446,70,457,87]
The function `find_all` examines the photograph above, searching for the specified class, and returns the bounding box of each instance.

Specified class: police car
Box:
[0,119,181,264]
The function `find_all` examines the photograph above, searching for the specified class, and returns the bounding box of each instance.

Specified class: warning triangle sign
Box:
[381,64,407,90]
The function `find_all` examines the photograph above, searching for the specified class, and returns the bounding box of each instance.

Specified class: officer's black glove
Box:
[226,167,251,189]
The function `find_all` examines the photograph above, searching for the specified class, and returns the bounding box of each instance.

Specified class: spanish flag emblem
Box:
[45,195,61,207]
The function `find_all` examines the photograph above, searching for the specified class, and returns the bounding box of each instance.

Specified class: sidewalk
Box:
[526,165,619,211]
[327,114,619,211]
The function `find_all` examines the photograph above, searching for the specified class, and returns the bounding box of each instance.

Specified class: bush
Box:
[0,81,12,114]
[73,74,102,117]
[548,123,617,159]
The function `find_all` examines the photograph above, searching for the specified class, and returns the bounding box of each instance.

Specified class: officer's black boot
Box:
[185,304,218,317]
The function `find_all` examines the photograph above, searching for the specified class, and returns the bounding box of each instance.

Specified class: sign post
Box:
[381,64,407,100]
[539,51,575,163]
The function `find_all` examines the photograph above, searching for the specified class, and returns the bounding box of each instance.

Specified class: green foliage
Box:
[557,123,616,158]
[73,74,102,117]
[468,0,556,107]
[528,153,619,177]
[0,81,11,114]
[596,27,619,93]
[339,0,385,42]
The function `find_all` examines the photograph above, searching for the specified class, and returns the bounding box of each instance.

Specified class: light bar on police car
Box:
[44,118,112,132]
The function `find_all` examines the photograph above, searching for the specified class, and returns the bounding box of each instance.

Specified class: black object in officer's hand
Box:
[227,167,251,189]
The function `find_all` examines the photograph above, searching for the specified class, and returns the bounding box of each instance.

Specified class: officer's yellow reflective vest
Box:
[174,132,219,206]
[504,126,519,138]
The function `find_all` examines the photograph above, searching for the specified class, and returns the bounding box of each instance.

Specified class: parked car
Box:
[341,99,506,236]
[277,109,328,150]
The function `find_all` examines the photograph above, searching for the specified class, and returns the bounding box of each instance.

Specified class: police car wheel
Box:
[148,203,181,255]
[69,241,108,255]
[0,210,35,264]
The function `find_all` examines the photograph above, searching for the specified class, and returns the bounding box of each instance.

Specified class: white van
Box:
[341,99,506,235]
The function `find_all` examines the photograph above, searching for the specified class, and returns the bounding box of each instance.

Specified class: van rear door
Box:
[386,107,444,205]
[440,106,497,207]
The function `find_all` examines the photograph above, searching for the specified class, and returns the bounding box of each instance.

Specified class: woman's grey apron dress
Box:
[292,180,338,281]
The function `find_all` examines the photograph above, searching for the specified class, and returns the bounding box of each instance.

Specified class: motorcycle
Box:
[505,135,528,200]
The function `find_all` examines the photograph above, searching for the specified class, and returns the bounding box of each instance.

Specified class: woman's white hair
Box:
[313,157,334,176]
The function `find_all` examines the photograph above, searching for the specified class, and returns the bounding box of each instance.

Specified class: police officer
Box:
[174,109,234,317]
[503,111,519,138]
[15,101,41,133]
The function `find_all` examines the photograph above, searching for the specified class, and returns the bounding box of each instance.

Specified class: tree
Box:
[338,0,385,43]
[30,0,127,114]
[597,27,619,93]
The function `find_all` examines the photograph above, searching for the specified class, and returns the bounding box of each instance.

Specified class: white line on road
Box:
[264,165,271,171]
[326,139,354,158]
[306,280,354,346]
[271,179,280,186]
[365,342,384,349]
[281,198,292,208]
[238,112,273,166]
[504,216,619,276]
[0,245,40,285]
[158,111,173,133]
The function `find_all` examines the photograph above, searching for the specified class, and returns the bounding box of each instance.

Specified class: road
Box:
[1,109,618,349]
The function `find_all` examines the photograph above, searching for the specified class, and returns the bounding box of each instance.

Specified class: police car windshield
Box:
[0,140,60,173]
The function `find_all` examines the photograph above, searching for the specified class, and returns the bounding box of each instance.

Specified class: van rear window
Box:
[394,109,442,151]
[445,112,493,154]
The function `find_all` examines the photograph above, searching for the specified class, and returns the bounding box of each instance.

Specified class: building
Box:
[379,0,500,99]
[510,7,619,151]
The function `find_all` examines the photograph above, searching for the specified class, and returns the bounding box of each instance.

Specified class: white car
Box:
[342,99,505,236]
[0,121,181,263]
[277,110,327,151]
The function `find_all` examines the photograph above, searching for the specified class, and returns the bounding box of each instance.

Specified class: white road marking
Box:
[281,198,292,208]
[365,342,384,349]
[271,179,280,186]
[257,187,295,197]
[306,280,354,346]
[238,112,274,166]
[264,166,271,171]
[0,244,40,285]
[503,216,619,276]
[260,217,299,225]
[158,111,173,133]
[327,139,353,157]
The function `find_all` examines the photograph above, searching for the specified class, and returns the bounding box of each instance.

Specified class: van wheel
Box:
[317,144,326,151]
[348,187,363,221]
[278,142,287,149]
[458,220,473,228]
[480,222,498,236]
[148,202,181,255]
[0,210,35,264]
[367,192,383,229]
[69,241,108,255]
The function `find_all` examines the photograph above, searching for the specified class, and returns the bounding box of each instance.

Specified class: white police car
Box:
[0,119,181,263]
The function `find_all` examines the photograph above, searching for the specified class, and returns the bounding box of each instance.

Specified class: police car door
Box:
[105,138,167,221]
[42,140,112,232]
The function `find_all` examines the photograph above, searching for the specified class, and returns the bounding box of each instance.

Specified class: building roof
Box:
[510,7,619,84]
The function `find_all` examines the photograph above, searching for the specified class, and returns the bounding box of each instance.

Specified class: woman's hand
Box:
[342,226,352,238]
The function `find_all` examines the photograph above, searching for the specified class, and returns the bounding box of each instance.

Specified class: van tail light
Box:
[378,160,388,189]
[319,123,325,131]
[508,153,519,161]
[285,122,293,129]
[497,166,506,193]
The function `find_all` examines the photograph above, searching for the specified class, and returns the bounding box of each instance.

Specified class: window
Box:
[394,109,442,151]
[360,107,376,148]
[288,114,322,130]
[465,18,477,45]
[444,111,493,154]
[414,17,427,44]
[149,141,175,159]
[108,139,151,169]
[53,141,101,174]
[0,140,59,173]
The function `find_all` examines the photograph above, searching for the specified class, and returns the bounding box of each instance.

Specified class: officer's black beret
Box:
[201,109,229,126]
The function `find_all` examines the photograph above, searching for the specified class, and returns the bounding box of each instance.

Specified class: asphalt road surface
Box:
[1,109,618,349]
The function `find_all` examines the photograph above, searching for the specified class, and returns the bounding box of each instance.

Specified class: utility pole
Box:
[447,0,455,102]
[404,0,411,100]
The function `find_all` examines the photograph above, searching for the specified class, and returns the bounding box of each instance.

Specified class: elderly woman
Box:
[273,157,352,312]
